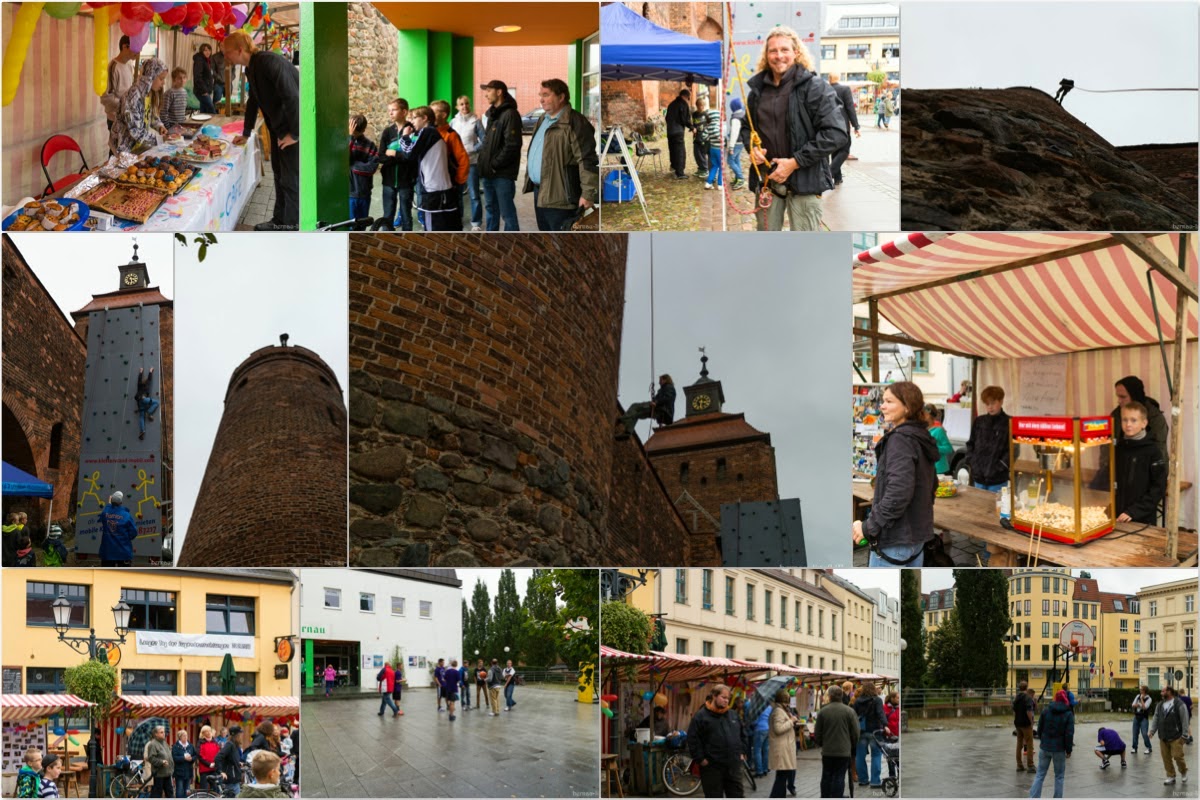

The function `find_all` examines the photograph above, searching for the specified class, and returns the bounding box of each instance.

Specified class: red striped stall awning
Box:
[1,694,93,722]
[112,695,236,717]
[852,233,1199,359]
[600,645,658,662]
[223,696,299,717]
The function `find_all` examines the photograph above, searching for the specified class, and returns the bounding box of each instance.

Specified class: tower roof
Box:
[643,411,771,455]
[225,339,343,402]
[71,286,172,318]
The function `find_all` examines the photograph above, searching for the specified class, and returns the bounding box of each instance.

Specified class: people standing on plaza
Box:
[434,658,447,712]
[323,663,336,697]
[967,385,1011,492]
[1150,685,1189,785]
[884,690,900,781]
[475,658,487,708]
[826,74,860,187]
[503,659,518,711]
[752,698,771,778]
[451,96,486,231]
[239,751,288,798]
[101,35,137,133]
[377,662,401,717]
[197,726,220,794]
[853,682,887,789]
[392,106,460,231]
[1030,690,1074,798]
[726,98,749,190]
[768,689,799,798]
[458,659,471,711]
[691,95,711,178]
[1094,727,1127,769]
[440,659,461,721]
[665,89,693,179]
[430,99,470,230]
[487,658,505,716]
[215,725,244,790]
[378,98,416,231]
[1014,680,1037,773]
[478,79,523,231]
[698,96,723,190]
[522,78,598,231]
[745,25,846,231]
[392,663,404,706]
[815,685,859,798]
[172,729,197,797]
[686,684,746,798]
[1132,685,1154,754]
[145,725,174,798]
[852,381,938,566]
[223,30,300,231]
[16,748,42,798]
[348,114,378,220]
[99,491,138,566]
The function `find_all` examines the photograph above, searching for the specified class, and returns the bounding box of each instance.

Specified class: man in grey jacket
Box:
[815,685,859,797]
[144,726,174,798]
[486,658,504,716]
[1150,685,1189,785]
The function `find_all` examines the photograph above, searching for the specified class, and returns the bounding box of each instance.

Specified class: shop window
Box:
[27,582,88,628]
[206,595,255,635]
[122,588,177,632]
[205,671,256,695]
[123,668,178,696]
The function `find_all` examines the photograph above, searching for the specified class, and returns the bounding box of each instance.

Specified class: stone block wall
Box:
[348,2,400,139]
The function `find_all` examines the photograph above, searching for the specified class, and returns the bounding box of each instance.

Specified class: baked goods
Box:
[78,182,168,223]
[4,199,83,232]
[178,134,229,162]
[116,156,197,194]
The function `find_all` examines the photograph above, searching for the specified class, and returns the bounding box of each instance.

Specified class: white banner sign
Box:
[135,631,256,658]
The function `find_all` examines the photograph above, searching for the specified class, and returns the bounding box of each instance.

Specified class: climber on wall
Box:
[1054,78,1075,105]
[616,374,677,438]
[135,366,159,441]
[99,491,139,567]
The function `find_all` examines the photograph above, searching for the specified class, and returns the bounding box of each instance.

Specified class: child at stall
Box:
[14,535,36,567]
[239,751,289,798]
[16,748,42,798]
[349,114,378,220]
[38,754,63,798]
[1114,402,1167,524]
[162,68,189,128]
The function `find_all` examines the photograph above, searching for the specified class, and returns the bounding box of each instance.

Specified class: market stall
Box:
[99,695,236,763]
[851,232,1198,565]
[1,694,93,797]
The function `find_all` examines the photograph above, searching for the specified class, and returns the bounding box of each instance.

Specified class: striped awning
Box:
[601,647,769,682]
[112,695,236,717]
[852,233,1198,359]
[1,694,93,722]
[600,645,658,662]
[223,696,299,717]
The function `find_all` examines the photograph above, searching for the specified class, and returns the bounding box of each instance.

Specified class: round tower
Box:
[179,336,347,566]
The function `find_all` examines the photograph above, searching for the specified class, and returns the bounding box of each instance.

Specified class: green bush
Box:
[63,659,118,721]
[601,601,652,655]
[1107,688,1140,712]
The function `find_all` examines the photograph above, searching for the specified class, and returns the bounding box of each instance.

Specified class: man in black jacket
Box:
[478,79,523,231]
[616,375,676,438]
[827,74,860,186]
[967,385,1011,491]
[214,725,244,789]
[665,89,693,179]
[687,685,745,798]
[223,31,300,231]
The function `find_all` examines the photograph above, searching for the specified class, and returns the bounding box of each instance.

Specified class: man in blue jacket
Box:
[99,491,139,566]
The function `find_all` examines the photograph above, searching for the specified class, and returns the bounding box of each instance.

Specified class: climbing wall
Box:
[74,304,164,564]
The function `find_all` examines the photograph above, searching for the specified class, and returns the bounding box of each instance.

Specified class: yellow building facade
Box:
[1137,578,1197,694]
[819,5,900,85]
[1074,576,1139,690]
[922,588,955,639]
[1006,568,1079,691]
[3,569,297,698]
[627,569,847,672]
[821,573,875,674]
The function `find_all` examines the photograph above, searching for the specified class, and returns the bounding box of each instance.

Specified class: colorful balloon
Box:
[122,3,156,22]
[119,15,146,36]
[159,5,187,25]
[653,693,668,708]
[602,706,614,718]
[130,24,151,51]
[149,2,176,11]
[230,5,247,26]
[1,2,45,106]
[183,2,205,27]
[43,3,83,19]
[93,4,110,96]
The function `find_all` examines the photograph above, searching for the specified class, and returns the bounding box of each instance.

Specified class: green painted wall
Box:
[304,638,314,688]
[429,31,454,105]
[397,31,476,107]
[396,29,431,106]
[300,3,349,230]
[569,39,583,109]
[451,36,475,105]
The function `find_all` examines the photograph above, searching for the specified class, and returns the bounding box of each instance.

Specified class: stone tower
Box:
[645,353,779,546]
[71,243,173,565]
[179,336,347,567]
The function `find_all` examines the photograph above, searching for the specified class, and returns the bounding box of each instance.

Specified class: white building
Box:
[863,586,900,680]
[299,569,462,693]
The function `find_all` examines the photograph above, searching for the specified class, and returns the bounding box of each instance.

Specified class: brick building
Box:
[347,233,697,567]
[179,338,347,567]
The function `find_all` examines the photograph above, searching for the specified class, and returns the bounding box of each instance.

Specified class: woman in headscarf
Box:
[110,58,168,155]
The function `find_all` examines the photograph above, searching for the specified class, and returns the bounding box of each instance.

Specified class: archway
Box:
[2,402,36,475]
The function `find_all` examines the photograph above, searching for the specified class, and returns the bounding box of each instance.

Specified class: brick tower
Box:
[178,336,347,567]
[644,352,779,545]
[70,243,173,565]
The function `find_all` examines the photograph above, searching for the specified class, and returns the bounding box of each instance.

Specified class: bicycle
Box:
[107,759,152,798]
[660,735,755,796]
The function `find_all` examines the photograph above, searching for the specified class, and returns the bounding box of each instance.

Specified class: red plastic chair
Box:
[40,134,89,198]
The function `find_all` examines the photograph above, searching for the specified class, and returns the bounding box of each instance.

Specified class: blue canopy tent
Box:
[3,461,55,540]
[600,3,722,84]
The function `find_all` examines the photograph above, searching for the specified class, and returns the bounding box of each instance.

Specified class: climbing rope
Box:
[721,1,774,218]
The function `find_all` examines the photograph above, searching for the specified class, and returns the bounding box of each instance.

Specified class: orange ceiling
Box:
[372,3,598,46]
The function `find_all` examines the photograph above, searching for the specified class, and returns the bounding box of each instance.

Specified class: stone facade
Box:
[347,2,400,138]
[180,342,348,567]
[608,426,694,566]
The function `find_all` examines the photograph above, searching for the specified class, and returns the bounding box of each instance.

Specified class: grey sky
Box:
[835,568,899,599]
[619,233,852,566]
[173,234,349,560]
[8,233,174,322]
[918,568,1197,598]
[902,2,1198,146]
[457,568,538,604]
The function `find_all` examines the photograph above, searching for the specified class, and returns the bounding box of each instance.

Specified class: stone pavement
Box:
[903,721,1195,798]
[600,144,724,232]
[236,149,275,230]
[301,686,600,798]
[737,746,891,799]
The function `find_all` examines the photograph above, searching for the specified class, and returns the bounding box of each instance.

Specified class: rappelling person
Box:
[616,374,677,439]
[135,366,159,440]
[1054,78,1075,105]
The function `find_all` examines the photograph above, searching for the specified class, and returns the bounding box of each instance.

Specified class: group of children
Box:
[348,96,483,231]
[2,511,36,567]
[15,749,63,798]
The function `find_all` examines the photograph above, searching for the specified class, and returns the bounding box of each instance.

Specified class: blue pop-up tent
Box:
[2,461,53,497]
[600,3,722,85]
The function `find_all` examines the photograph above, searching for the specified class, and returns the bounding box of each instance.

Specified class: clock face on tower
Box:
[123,271,140,286]
[691,394,712,411]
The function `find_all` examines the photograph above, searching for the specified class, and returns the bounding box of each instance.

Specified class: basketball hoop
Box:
[1060,620,1096,661]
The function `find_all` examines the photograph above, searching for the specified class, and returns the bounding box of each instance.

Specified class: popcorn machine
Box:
[1008,416,1115,544]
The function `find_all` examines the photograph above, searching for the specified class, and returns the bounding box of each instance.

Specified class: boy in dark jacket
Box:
[349,114,378,220]
[214,725,244,788]
[1114,402,1167,524]
[686,685,746,798]
[967,385,1011,491]
[1031,691,1074,798]
[478,80,523,231]
[378,98,417,231]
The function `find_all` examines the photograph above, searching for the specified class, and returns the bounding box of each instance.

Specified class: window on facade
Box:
[1041,645,1050,661]
[49,423,63,469]
[205,671,256,695]
[1120,659,1128,673]
[1120,639,1128,653]
[1135,620,1141,633]
[1042,622,1050,637]
[848,17,861,27]
[1012,579,1020,594]
[1072,603,1078,618]
[206,595,254,635]
[391,596,405,616]
[848,44,870,59]
[1134,640,1141,653]
[807,655,813,668]
[746,585,755,620]
[680,462,689,483]
[1150,601,1158,617]
[819,609,825,637]
[1053,577,1060,593]
[1024,577,1031,593]
[420,601,432,618]
[1024,622,1031,639]
[1042,600,1050,615]
[913,351,929,373]
[794,601,801,631]
[25,668,89,727]
[854,317,872,369]
[832,613,838,641]
[27,582,88,628]
[360,593,374,612]
[324,588,341,609]
[703,641,714,657]
[122,669,178,696]
[122,589,177,632]
[1024,645,1030,660]
[716,458,727,479]
[1043,577,1050,593]
[726,644,736,659]
[808,605,814,635]
[1113,599,1124,612]
[821,45,836,59]
[1187,595,1195,613]
[676,638,688,655]
[1024,600,1031,615]
[765,590,773,625]
[780,596,787,628]
[676,570,688,604]
[882,42,899,58]
[1120,619,1128,632]
[726,577,736,616]
[1053,623,1061,638]
[765,649,774,663]
[1149,632,1157,652]
[1187,629,1194,650]
[702,570,713,609]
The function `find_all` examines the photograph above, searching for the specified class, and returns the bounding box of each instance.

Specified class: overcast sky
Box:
[173,234,348,559]
[919,568,1196,597]
[903,2,1199,146]
[9,233,174,321]
[834,568,899,600]
[457,568,537,604]
[619,233,852,566]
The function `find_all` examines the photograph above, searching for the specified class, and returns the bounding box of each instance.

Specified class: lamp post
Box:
[52,593,131,797]
[1003,633,1021,694]
[1186,644,1195,697]
[1108,660,1113,691]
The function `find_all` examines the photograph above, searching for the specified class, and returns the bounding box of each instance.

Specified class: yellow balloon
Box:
[653,693,668,708]
[2,2,46,106]
[93,4,110,96]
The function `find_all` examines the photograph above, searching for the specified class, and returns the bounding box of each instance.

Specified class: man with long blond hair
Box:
[745,25,846,231]
[223,30,299,230]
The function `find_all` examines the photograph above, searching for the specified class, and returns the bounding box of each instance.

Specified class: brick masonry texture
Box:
[609,429,696,566]
[650,439,780,539]
[179,344,348,567]
[349,233,701,568]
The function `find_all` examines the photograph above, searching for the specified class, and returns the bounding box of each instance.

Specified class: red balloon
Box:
[183,2,205,27]
[123,2,156,22]
[159,4,187,25]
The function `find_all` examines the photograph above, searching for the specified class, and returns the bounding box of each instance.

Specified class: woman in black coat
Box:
[193,44,216,114]
[853,381,938,567]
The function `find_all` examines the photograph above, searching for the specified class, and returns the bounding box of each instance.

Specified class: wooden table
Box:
[852,482,1198,567]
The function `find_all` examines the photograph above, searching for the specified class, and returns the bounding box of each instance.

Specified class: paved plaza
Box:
[903,720,1195,798]
[301,685,599,798]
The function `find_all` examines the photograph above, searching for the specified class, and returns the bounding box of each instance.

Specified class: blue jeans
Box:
[174,777,190,798]
[381,185,414,231]
[504,682,516,708]
[198,94,216,114]
[532,186,576,232]
[856,735,882,785]
[137,397,159,434]
[1029,749,1065,798]
[1132,716,1151,750]
[482,176,519,231]
[727,143,744,183]
[379,692,398,715]
[706,146,723,186]
[461,683,470,707]
[868,541,925,568]
[466,163,482,226]
[213,81,224,105]
[350,196,370,220]
[974,481,1008,492]
[753,729,769,774]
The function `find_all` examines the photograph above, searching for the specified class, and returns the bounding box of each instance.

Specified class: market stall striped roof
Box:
[852,233,1198,359]
[112,695,236,716]
[223,696,299,717]
[1,694,93,721]
[601,646,771,682]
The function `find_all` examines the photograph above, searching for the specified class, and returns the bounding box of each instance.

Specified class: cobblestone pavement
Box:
[600,143,724,232]
[235,150,274,230]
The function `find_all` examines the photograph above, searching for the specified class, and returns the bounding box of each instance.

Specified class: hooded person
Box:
[726,97,751,189]
[110,58,168,155]
[1031,690,1075,798]
[99,491,139,567]
[1092,375,1170,490]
